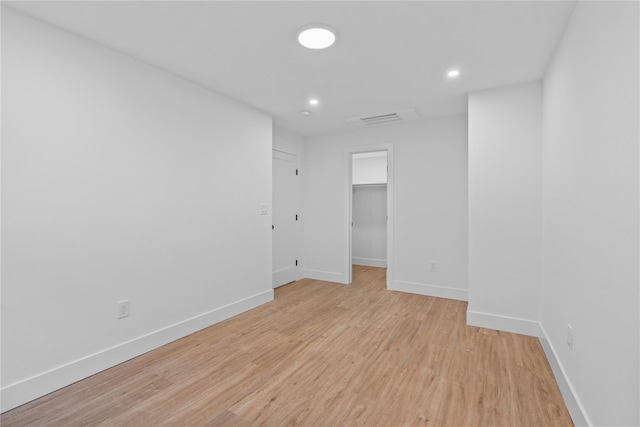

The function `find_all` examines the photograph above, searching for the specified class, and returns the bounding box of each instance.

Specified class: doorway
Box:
[343,143,394,287]
[352,152,387,268]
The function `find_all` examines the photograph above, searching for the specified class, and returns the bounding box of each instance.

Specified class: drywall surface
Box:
[273,126,305,157]
[352,152,387,185]
[1,8,273,411]
[541,2,639,425]
[305,116,467,298]
[467,82,542,335]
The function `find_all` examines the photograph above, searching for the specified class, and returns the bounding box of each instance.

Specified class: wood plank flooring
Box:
[2,266,573,426]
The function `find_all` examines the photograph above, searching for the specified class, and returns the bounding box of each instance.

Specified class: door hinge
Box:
[296,214,298,221]
[295,260,298,266]
[296,169,298,175]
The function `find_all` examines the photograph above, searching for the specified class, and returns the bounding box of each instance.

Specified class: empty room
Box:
[1,1,638,426]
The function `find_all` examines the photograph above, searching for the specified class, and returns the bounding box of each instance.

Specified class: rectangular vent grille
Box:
[347,108,418,127]
[360,113,402,125]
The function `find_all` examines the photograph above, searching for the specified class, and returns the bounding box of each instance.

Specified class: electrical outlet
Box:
[118,300,130,319]
[429,261,438,272]
[567,324,573,350]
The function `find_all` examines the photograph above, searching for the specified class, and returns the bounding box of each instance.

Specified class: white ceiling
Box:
[7,1,577,137]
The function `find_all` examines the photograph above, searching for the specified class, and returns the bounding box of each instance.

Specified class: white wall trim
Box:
[538,324,592,427]
[390,280,467,301]
[0,289,274,413]
[466,310,539,337]
[352,257,387,268]
[303,269,347,284]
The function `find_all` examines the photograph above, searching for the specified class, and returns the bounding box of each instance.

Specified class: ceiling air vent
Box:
[360,112,401,125]
[347,108,419,126]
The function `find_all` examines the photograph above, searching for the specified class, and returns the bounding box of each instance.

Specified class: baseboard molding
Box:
[390,280,467,301]
[537,324,591,427]
[466,310,539,337]
[303,269,347,284]
[0,289,274,413]
[352,257,387,268]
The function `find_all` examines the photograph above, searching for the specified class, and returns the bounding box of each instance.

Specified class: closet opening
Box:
[351,151,388,282]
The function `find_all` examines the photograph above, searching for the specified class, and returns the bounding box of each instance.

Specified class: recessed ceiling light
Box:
[298,25,336,49]
[309,98,319,106]
[447,69,461,78]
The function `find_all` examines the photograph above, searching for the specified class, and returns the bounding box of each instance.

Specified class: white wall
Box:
[541,2,639,425]
[352,185,387,267]
[352,152,387,185]
[305,116,468,300]
[467,82,542,336]
[273,126,305,158]
[1,8,273,412]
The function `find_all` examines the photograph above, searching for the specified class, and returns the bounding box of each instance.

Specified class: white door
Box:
[272,150,298,288]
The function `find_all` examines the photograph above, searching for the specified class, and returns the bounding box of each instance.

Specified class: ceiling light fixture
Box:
[298,25,336,49]
[301,110,312,117]
[309,98,319,106]
[447,69,461,78]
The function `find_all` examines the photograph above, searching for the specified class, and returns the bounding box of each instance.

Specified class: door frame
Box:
[343,143,394,287]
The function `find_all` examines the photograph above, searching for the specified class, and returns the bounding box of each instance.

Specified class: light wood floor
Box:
[2,266,573,426]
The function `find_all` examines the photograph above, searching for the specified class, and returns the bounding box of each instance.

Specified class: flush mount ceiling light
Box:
[301,110,312,117]
[447,69,461,78]
[298,25,336,49]
[309,98,319,106]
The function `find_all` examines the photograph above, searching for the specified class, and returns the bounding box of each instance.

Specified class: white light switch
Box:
[260,204,269,215]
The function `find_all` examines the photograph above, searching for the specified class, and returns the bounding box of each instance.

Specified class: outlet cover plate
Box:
[118,300,130,319]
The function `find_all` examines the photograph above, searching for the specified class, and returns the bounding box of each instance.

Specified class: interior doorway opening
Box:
[344,144,393,287]
[352,152,387,270]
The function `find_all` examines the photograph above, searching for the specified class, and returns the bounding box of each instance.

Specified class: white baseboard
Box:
[0,289,274,413]
[303,269,347,284]
[466,310,539,337]
[390,280,467,301]
[537,324,591,427]
[352,257,387,268]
